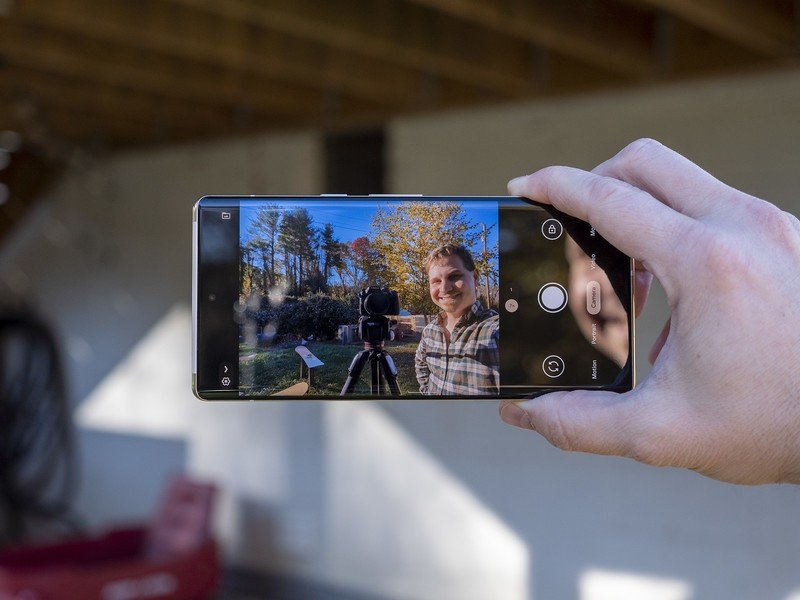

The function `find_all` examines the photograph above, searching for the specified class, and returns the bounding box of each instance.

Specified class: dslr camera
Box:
[357,286,400,344]
[359,286,400,317]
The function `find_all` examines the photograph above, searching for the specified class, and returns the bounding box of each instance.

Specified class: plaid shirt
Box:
[415,301,500,396]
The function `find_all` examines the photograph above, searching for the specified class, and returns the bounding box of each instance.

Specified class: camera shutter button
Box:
[538,283,568,313]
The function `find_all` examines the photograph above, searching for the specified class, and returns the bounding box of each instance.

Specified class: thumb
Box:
[500,390,657,460]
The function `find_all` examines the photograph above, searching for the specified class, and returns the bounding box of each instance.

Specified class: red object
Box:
[0,476,219,600]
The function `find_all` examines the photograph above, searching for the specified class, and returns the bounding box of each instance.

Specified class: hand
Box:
[500,138,800,485]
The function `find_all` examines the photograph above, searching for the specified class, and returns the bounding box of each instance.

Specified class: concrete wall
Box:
[2,68,800,600]
[386,68,800,600]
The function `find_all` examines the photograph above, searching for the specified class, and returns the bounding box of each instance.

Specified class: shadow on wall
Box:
[75,428,187,530]
[322,401,529,599]
[66,300,800,600]
[76,302,530,600]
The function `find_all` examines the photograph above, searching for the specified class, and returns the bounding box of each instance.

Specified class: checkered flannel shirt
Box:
[415,300,500,396]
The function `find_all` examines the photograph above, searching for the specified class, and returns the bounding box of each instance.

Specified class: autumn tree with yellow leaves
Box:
[371,201,498,314]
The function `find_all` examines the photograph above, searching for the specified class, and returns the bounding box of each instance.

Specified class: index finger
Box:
[591,139,737,219]
[509,166,693,282]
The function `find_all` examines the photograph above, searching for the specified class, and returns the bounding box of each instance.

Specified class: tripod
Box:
[340,340,401,396]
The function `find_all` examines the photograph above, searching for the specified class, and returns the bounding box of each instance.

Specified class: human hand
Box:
[500,138,800,484]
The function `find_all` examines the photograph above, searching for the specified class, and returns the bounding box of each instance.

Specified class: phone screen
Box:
[194,196,633,399]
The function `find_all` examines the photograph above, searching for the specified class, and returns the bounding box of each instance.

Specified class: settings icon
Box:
[221,376,231,387]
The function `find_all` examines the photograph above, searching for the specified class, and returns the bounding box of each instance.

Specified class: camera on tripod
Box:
[341,286,402,396]
[359,286,400,317]
[357,286,399,344]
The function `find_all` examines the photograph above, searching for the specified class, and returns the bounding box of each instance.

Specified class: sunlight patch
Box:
[580,568,692,600]
[324,402,529,600]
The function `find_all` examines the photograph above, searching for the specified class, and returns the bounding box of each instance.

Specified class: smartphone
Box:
[193,195,634,400]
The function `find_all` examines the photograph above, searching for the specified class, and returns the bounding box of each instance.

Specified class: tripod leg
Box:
[377,369,400,396]
[341,350,370,395]
[378,352,401,396]
[370,353,381,394]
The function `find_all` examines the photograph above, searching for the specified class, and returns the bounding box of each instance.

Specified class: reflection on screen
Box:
[499,203,631,389]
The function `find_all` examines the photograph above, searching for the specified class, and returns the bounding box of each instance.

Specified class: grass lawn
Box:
[240,340,421,396]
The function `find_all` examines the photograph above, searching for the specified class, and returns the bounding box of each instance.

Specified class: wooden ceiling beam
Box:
[161,0,536,96]
[665,17,770,75]
[0,69,236,132]
[0,99,289,150]
[406,0,653,79]
[0,25,303,120]
[0,101,153,147]
[11,0,446,110]
[634,0,794,56]
[0,22,379,125]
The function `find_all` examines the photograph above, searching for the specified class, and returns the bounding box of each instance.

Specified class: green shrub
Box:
[277,293,358,341]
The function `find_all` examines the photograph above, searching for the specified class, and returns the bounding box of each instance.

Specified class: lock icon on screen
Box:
[542,219,562,240]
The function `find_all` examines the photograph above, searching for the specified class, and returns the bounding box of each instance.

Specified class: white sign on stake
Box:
[295,346,324,369]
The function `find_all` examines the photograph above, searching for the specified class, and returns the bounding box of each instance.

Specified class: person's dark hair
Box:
[424,244,476,273]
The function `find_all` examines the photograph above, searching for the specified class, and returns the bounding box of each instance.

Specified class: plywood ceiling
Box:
[0,0,796,151]
[0,0,796,242]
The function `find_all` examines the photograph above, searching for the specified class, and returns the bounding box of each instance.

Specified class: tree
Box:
[332,241,353,296]
[351,237,385,285]
[240,239,258,297]
[320,223,337,285]
[277,208,317,295]
[241,241,251,297]
[248,205,281,292]
[371,202,494,314]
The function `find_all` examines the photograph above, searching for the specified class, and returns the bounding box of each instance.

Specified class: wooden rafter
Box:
[161,0,537,96]
[1,100,157,143]
[406,0,654,79]
[12,0,451,110]
[1,69,235,131]
[634,0,794,56]
[0,21,385,125]
[0,0,794,154]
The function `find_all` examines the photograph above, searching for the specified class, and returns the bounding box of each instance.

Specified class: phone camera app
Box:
[537,282,568,313]
[541,219,563,240]
[542,355,565,378]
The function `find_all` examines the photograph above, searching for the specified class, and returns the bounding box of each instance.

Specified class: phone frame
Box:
[192,195,636,401]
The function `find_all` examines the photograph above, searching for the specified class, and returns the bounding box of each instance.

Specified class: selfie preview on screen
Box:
[201,197,633,399]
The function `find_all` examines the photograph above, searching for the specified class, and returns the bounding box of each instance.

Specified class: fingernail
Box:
[507,175,527,194]
[501,402,534,430]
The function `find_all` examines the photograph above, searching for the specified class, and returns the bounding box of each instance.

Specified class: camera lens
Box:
[365,291,390,315]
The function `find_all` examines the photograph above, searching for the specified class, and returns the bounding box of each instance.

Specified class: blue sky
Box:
[240,198,499,250]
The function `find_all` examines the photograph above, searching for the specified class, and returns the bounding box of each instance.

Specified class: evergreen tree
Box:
[278,208,317,295]
[248,205,281,291]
